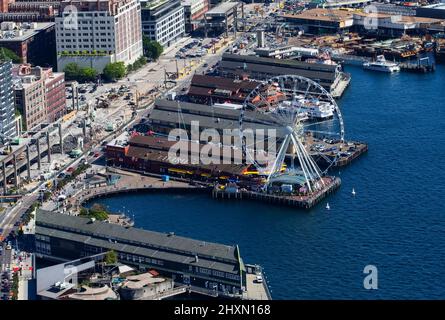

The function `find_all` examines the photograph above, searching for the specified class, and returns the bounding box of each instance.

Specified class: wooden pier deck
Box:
[212,176,341,209]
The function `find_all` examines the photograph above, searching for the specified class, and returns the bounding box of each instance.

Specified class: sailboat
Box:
[326,203,330,210]
[352,188,356,196]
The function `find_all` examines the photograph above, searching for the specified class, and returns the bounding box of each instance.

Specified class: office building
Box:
[55,0,143,73]
[140,0,185,47]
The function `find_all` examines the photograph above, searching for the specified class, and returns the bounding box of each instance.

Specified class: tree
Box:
[143,36,163,61]
[63,63,97,82]
[63,62,82,81]
[103,62,126,82]
[104,250,118,265]
[81,67,97,82]
[0,47,21,63]
[87,203,109,221]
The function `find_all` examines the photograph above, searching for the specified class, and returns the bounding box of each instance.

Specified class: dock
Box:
[399,62,436,73]
[212,176,341,209]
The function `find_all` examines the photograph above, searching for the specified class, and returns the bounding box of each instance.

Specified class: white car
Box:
[255,275,263,283]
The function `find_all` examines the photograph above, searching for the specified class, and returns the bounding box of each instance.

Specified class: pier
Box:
[212,176,341,209]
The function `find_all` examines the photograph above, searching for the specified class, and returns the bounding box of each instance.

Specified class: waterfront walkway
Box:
[70,172,199,211]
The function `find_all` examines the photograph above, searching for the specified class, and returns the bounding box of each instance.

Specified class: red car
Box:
[67,167,74,173]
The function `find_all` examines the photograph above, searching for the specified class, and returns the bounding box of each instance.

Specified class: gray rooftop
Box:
[36,210,240,273]
[150,99,287,136]
[206,2,240,15]
[0,22,55,42]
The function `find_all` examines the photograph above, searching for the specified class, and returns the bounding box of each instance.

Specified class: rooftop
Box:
[206,2,240,15]
[282,8,354,23]
[122,272,167,289]
[0,22,54,42]
[36,210,242,274]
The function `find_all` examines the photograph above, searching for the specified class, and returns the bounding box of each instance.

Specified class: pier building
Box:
[35,209,271,299]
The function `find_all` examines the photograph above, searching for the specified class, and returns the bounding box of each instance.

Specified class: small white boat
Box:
[352,188,356,196]
[363,55,400,73]
[326,202,330,210]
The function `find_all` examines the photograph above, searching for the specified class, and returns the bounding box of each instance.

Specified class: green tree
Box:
[63,63,97,82]
[63,62,82,81]
[88,203,109,221]
[104,250,118,265]
[143,36,163,61]
[0,47,21,63]
[103,62,126,82]
[81,67,97,82]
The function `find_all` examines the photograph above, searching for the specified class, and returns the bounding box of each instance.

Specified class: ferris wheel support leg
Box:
[293,133,324,187]
[290,134,313,193]
[266,134,290,186]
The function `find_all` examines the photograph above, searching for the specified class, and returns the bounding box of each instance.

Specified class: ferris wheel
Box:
[240,75,344,192]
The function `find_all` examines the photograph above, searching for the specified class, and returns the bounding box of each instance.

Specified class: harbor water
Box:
[88,65,445,299]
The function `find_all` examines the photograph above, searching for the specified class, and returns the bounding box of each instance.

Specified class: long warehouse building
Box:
[35,210,253,296]
[218,53,351,98]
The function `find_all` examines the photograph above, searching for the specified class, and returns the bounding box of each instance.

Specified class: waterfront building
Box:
[140,0,185,47]
[35,210,255,297]
[218,53,350,98]
[0,21,56,66]
[186,74,259,104]
[352,11,445,37]
[182,0,209,33]
[55,0,143,73]
[281,8,445,37]
[105,133,249,178]
[308,0,372,9]
[370,2,416,17]
[0,54,17,140]
[281,8,355,34]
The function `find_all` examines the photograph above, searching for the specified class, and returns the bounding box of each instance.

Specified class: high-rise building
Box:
[0,52,17,141]
[141,0,184,47]
[55,0,143,73]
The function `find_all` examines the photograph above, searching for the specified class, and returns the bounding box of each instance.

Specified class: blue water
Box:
[88,66,445,299]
